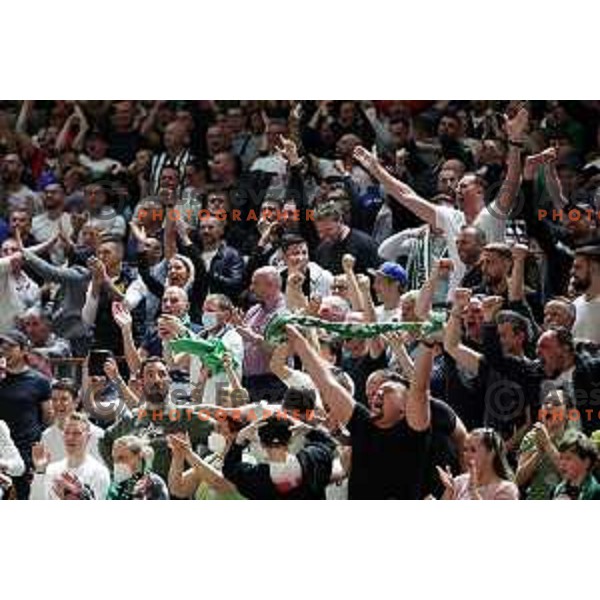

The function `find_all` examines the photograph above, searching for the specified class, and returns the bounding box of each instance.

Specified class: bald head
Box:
[251,266,281,304]
[164,121,187,151]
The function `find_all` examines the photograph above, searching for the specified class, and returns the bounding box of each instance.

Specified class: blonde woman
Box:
[106,435,169,500]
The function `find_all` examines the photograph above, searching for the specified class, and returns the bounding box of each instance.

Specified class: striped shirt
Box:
[149,148,192,195]
[242,294,286,377]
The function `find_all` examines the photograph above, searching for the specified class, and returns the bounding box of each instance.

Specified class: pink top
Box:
[452,474,519,500]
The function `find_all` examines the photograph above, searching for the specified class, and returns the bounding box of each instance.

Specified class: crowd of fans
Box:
[1,99,600,500]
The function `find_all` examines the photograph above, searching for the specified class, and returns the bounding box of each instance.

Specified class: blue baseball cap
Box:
[368,262,408,287]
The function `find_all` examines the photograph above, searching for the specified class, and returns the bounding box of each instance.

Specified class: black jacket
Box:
[223,429,335,500]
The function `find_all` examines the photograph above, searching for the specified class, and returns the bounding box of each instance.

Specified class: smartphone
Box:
[88,350,113,377]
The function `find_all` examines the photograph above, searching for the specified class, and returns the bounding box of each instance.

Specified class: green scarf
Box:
[169,337,238,374]
[263,311,446,344]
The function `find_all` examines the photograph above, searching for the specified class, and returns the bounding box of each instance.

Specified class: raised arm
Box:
[69,103,90,153]
[16,100,35,135]
[103,355,140,410]
[286,325,354,427]
[405,343,433,432]
[443,288,483,373]
[353,146,438,227]
[492,106,528,215]
[342,254,366,312]
[509,244,528,303]
[384,332,415,379]
[541,148,569,210]
[415,259,453,319]
[285,270,309,312]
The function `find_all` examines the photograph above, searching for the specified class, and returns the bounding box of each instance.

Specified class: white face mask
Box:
[113,462,134,484]
[202,312,219,329]
[207,432,227,455]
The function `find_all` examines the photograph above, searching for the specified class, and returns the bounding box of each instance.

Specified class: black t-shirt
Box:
[444,350,486,431]
[347,403,431,499]
[424,398,460,498]
[107,130,143,165]
[315,229,380,275]
[341,351,388,406]
[0,369,51,457]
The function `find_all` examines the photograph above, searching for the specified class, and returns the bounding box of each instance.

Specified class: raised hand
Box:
[275,135,300,166]
[52,471,85,500]
[167,432,192,457]
[505,105,529,143]
[481,295,505,322]
[222,352,233,370]
[352,145,381,175]
[285,324,307,354]
[32,442,51,473]
[511,243,529,263]
[533,422,552,453]
[71,211,90,234]
[433,258,454,281]
[103,357,121,383]
[112,302,133,331]
[356,274,371,293]
[436,465,456,498]
[384,331,411,356]
[306,294,322,317]
[341,253,356,274]
[87,256,107,284]
[453,288,473,311]
[129,221,148,246]
[236,419,262,446]
[288,270,305,290]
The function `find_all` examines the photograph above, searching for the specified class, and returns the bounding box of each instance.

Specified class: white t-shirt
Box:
[41,422,105,465]
[190,327,244,404]
[30,455,110,500]
[435,201,506,294]
[0,420,25,476]
[31,211,74,264]
[572,295,600,344]
[0,257,24,334]
[375,304,403,323]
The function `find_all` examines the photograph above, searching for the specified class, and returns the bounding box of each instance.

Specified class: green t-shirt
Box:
[518,429,563,500]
